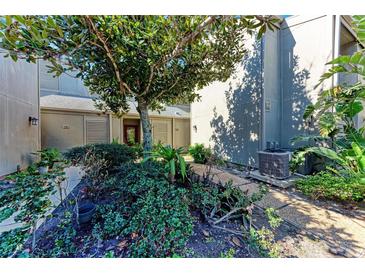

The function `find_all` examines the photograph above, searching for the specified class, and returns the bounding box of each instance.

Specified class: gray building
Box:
[191,15,362,167]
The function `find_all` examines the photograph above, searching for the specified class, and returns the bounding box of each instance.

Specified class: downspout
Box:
[279,23,283,150]
[331,15,341,148]
[333,15,341,88]
[260,35,265,151]
[37,60,41,150]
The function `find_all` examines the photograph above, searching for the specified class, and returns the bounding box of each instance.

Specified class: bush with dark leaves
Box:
[64,143,136,173]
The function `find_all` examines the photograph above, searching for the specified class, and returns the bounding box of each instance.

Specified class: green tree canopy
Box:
[0,15,278,151]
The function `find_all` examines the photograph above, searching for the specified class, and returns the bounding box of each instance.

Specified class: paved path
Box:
[191,163,365,258]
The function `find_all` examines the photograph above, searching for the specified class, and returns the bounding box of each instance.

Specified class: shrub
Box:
[32,148,62,168]
[131,143,144,158]
[295,172,365,202]
[144,143,187,183]
[188,144,212,164]
[64,143,136,173]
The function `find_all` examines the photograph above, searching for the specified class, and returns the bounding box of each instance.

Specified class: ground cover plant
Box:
[0,161,67,257]
[295,171,365,202]
[0,142,287,258]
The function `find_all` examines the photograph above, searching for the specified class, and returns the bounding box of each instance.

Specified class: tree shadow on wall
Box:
[210,39,312,167]
[281,50,312,149]
[210,41,263,167]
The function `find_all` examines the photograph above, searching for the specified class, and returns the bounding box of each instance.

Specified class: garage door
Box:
[41,112,84,151]
[41,112,110,151]
[174,119,190,148]
[152,118,172,145]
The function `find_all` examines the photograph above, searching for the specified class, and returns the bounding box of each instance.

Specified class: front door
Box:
[123,125,139,145]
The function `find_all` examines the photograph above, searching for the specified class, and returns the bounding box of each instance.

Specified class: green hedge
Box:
[64,143,136,172]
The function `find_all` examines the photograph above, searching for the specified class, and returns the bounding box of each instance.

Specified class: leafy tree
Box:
[0,15,278,151]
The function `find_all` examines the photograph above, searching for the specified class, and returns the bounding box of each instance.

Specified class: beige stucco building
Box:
[0,52,40,176]
[39,60,191,152]
[0,57,191,176]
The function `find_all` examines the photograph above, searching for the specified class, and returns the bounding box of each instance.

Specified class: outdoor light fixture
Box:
[193,125,197,132]
[29,116,39,126]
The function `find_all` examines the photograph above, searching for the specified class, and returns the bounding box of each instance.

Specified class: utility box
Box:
[258,150,291,179]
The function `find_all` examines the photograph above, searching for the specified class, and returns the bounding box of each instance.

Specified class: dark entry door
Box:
[124,125,139,145]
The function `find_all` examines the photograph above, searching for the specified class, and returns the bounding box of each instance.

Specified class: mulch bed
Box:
[25,178,262,258]
[24,173,336,258]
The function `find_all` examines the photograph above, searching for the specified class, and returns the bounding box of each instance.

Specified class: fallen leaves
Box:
[231,236,242,247]
[202,230,210,237]
[117,240,128,250]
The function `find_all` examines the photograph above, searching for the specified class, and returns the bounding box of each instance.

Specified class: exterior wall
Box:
[39,60,191,149]
[191,15,338,166]
[280,15,334,149]
[41,111,85,150]
[263,29,281,149]
[41,110,109,151]
[111,115,122,143]
[151,118,173,145]
[41,108,190,151]
[0,53,39,176]
[191,35,263,166]
[39,60,89,97]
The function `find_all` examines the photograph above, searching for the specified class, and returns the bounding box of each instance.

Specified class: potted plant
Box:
[37,159,50,174]
[32,148,61,174]
[77,200,96,224]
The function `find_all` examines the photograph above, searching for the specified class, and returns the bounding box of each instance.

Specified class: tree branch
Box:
[141,64,155,96]
[213,207,242,225]
[84,15,133,95]
[155,16,222,74]
[154,76,181,101]
[172,16,217,57]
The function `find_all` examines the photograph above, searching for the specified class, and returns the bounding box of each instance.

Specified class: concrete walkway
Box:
[191,163,365,258]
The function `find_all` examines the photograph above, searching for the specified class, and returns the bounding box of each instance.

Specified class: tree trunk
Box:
[137,99,153,153]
